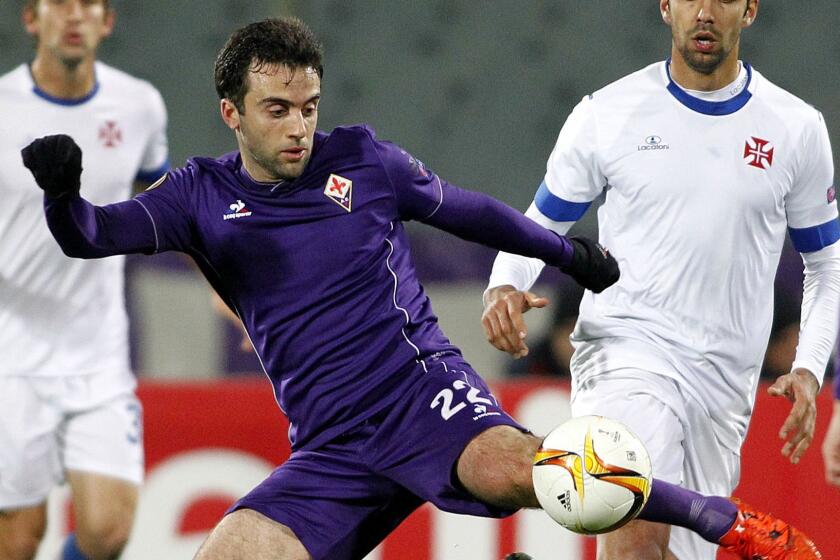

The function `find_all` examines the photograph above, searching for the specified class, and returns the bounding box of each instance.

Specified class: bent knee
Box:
[76,517,133,560]
[457,425,541,509]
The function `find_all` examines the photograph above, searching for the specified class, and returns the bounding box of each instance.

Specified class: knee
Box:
[457,426,541,509]
[0,511,46,560]
[75,514,133,560]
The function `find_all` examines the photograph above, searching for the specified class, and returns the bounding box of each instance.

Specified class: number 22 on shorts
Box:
[430,379,493,421]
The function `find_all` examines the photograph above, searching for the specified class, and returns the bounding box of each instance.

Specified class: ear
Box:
[220,99,241,131]
[660,0,672,25]
[22,5,38,37]
[101,7,116,39]
[743,0,759,28]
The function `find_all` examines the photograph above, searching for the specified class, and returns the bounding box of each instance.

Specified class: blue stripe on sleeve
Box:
[135,161,170,184]
[534,181,591,222]
[788,219,840,253]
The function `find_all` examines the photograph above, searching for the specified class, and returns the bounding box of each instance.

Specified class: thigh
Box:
[61,391,144,485]
[195,509,311,560]
[229,442,423,560]
[370,356,527,518]
[571,372,686,485]
[668,393,740,560]
[0,377,61,510]
[571,372,686,558]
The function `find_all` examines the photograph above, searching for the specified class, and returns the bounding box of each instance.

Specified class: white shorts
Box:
[0,372,144,510]
[571,370,740,560]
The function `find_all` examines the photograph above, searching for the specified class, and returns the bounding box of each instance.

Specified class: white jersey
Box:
[489,61,840,450]
[0,62,168,380]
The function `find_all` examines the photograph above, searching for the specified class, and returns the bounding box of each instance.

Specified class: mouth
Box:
[691,31,718,54]
[64,31,84,46]
[281,146,307,162]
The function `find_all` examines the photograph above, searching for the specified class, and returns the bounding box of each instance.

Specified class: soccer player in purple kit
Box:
[19,17,820,560]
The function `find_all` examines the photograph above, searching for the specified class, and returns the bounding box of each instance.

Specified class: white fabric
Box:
[489,61,839,452]
[0,372,144,509]
[0,62,168,380]
[793,242,840,375]
[572,369,740,560]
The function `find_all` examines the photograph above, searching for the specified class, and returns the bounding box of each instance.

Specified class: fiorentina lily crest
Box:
[324,174,352,212]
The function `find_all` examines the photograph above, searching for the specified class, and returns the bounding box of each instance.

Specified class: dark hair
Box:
[214,17,324,113]
[24,0,110,9]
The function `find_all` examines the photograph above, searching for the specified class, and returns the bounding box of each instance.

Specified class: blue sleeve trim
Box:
[135,161,170,184]
[534,181,592,222]
[788,219,840,253]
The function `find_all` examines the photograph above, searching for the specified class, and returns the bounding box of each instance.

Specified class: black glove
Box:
[561,236,620,293]
[21,134,83,199]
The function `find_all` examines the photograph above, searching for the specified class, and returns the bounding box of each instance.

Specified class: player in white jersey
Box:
[0,1,168,559]
[484,1,840,559]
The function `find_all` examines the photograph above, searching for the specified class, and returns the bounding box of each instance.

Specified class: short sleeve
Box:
[135,87,170,183]
[536,95,605,222]
[786,111,839,253]
[132,166,194,253]
[372,137,444,221]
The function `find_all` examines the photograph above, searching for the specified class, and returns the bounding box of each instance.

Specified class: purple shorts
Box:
[231,355,525,559]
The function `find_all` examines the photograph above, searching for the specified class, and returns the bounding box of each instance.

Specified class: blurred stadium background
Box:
[1,1,839,558]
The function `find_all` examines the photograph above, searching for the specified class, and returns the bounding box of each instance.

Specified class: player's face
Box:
[24,0,114,67]
[222,64,320,183]
[662,0,757,75]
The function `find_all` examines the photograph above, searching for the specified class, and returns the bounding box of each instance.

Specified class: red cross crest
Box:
[99,120,122,148]
[323,174,352,212]
[743,136,774,169]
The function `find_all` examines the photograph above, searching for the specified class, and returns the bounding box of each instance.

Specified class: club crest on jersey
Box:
[223,200,253,220]
[99,120,122,148]
[744,137,774,169]
[324,174,352,212]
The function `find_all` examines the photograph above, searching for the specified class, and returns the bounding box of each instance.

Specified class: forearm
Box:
[792,243,840,386]
[44,194,158,258]
[422,186,574,268]
[488,202,574,291]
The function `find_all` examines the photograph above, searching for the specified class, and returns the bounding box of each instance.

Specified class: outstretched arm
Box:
[23,134,181,258]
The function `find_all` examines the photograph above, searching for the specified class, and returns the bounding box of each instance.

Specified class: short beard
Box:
[677,43,728,76]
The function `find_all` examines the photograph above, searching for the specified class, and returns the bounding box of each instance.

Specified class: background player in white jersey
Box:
[0,1,168,559]
[483,0,840,558]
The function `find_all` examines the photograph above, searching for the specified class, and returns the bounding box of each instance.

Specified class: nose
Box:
[287,110,307,140]
[66,0,84,19]
[696,0,716,24]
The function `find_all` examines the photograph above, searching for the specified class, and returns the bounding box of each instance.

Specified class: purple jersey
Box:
[43,125,575,450]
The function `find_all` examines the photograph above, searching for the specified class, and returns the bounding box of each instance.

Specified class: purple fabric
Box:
[229,356,523,560]
[43,124,565,451]
[639,478,737,543]
[44,195,157,258]
[834,374,840,400]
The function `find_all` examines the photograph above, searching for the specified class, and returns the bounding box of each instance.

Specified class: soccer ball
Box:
[532,415,652,534]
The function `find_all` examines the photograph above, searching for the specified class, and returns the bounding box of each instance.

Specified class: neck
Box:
[30,52,96,99]
[668,46,741,92]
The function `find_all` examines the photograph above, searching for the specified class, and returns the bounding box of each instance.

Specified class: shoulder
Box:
[587,62,664,107]
[95,61,165,108]
[750,67,824,128]
[0,64,30,96]
[319,123,379,150]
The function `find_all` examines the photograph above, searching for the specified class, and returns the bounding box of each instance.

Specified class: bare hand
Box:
[482,285,548,358]
[822,401,840,487]
[768,368,819,464]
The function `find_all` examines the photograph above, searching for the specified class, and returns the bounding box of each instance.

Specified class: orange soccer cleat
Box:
[719,500,822,559]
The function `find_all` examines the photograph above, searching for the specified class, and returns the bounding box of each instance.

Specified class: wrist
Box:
[791,368,820,397]
[483,284,516,308]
